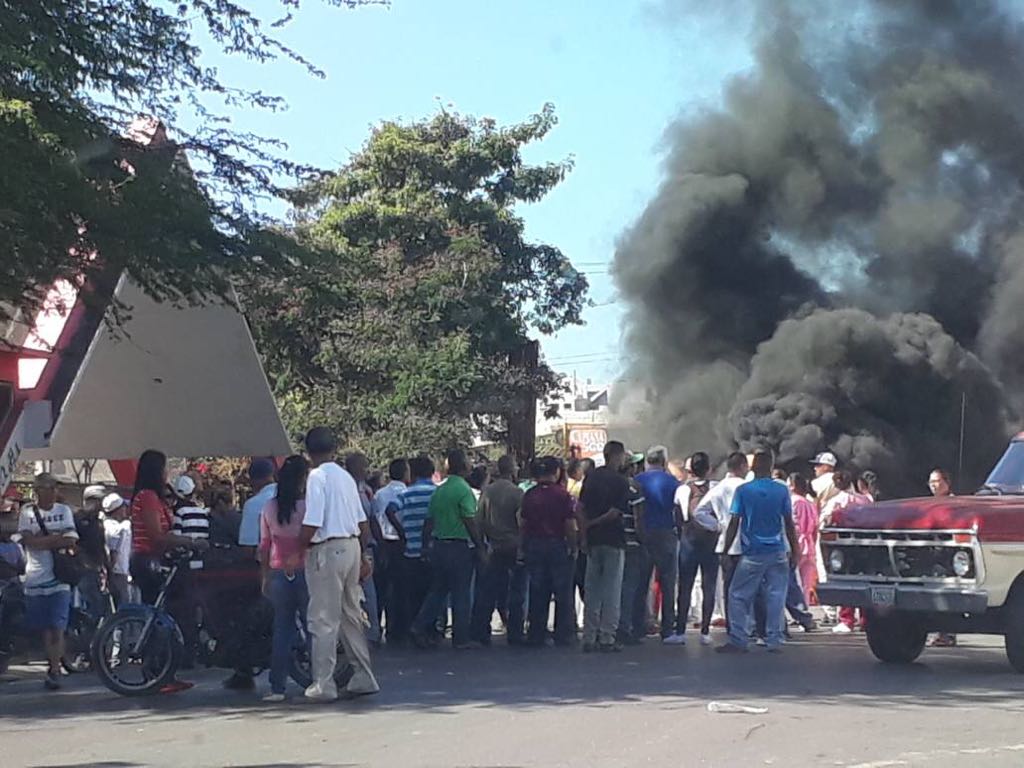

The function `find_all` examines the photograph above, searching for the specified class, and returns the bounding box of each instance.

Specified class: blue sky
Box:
[207,0,753,383]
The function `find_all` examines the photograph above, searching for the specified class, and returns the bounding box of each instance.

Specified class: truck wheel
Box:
[1004,589,1024,673]
[865,611,927,664]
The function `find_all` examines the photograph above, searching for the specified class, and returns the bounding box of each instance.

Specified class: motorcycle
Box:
[0,580,104,675]
[92,545,351,696]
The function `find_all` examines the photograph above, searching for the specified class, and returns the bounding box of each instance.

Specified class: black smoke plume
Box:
[613,0,1023,495]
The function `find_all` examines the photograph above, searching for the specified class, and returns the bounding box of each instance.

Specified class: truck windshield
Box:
[983,440,1024,493]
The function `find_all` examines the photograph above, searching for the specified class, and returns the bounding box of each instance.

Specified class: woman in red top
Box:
[128,449,205,693]
[129,450,201,601]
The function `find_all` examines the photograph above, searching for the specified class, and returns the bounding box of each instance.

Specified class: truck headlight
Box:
[953,550,972,577]
[828,549,845,574]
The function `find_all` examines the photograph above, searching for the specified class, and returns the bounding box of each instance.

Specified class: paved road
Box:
[2,631,1024,768]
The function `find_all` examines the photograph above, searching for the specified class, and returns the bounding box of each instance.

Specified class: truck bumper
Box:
[817,582,989,614]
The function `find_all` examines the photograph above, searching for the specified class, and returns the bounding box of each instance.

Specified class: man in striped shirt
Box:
[170,474,209,570]
[390,454,437,645]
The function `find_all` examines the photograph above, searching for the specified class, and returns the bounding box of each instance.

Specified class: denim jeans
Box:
[471,547,528,644]
[412,540,474,646]
[677,536,720,635]
[268,569,309,694]
[76,571,108,618]
[755,566,814,637]
[583,545,625,645]
[726,551,790,650]
[618,545,649,640]
[524,538,573,645]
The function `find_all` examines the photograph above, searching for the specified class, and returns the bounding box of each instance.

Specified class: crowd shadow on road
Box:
[3,634,1024,727]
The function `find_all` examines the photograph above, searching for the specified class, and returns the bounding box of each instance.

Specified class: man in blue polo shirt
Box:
[633,445,681,644]
[718,449,800,653]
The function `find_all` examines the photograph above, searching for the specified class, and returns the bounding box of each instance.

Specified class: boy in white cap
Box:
[102,494,132,607]
[171,475,209,570]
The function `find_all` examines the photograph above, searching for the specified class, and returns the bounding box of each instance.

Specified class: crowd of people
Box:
[0,430,961,698]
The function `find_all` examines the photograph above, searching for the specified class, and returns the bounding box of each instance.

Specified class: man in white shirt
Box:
[810,452,838,509]
[300,427,379,701]
[102,493,132,608]
[692,452,750,632]
[16,473,80,690]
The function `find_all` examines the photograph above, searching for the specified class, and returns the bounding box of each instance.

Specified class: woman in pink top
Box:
[258,455,309,702]
[788,473,820,606]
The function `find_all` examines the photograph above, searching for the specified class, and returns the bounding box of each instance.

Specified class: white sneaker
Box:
[662,633,687,646]
[832,623,853,634]
[263,692,286,703]
[700,632,712,646]
[304,684,339,703]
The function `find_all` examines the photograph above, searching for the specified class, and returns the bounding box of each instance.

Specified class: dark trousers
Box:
[108,573,130,608]
[618,545,649,640]
[129,553,198,656]
[642,530,679,638]
[375,540,405,641]
[525,539,574,645]
[677,537,720,635]
[393,556,430,643]
[413,541,474,646]
[471,547,527,645]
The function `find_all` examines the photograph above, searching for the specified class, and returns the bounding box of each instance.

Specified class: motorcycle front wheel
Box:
[93,612,181,696]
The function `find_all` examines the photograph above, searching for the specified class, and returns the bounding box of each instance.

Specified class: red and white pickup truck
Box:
[817,435,1024,671]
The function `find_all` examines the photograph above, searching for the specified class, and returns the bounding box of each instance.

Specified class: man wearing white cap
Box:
[102,494,132,607]
[810,452,839,626]
[810,452,839,510]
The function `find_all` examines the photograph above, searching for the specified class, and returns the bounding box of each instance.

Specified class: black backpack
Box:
[683,480,717,547]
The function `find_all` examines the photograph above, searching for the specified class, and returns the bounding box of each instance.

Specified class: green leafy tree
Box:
[0,0,379,326]
[245,106,588,461]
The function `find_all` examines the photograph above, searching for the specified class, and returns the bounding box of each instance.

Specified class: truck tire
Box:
[1004,589,1024,673]
[865,610,927,664]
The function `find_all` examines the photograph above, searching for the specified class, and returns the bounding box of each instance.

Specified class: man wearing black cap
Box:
[239,457,277,555]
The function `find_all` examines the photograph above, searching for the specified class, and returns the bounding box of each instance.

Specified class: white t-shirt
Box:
[674,479,718,522]
[812,472,836,502]
[302,462,367,543]
[821,490,871,527]
[693,475,746,555]
[17,503,79,595]
[373,480,407,541]
[103,518,132,575]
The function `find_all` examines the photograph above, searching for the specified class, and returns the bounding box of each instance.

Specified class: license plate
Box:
[870,586,896,607]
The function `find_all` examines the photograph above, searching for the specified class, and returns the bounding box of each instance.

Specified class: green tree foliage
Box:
[245,106,588,461]
[0,0,378,325]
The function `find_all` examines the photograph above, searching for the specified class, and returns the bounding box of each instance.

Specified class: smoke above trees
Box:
[613,0,1024,494]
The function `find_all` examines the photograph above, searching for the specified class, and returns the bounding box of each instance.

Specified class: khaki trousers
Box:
[305,538,379,696]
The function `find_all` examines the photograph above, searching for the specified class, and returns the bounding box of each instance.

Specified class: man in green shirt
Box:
[411,449,487,649]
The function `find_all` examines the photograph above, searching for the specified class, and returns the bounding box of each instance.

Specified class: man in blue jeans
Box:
[717,449,800,653]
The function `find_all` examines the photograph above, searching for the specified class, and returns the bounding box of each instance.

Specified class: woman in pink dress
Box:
[789,473,819,605]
